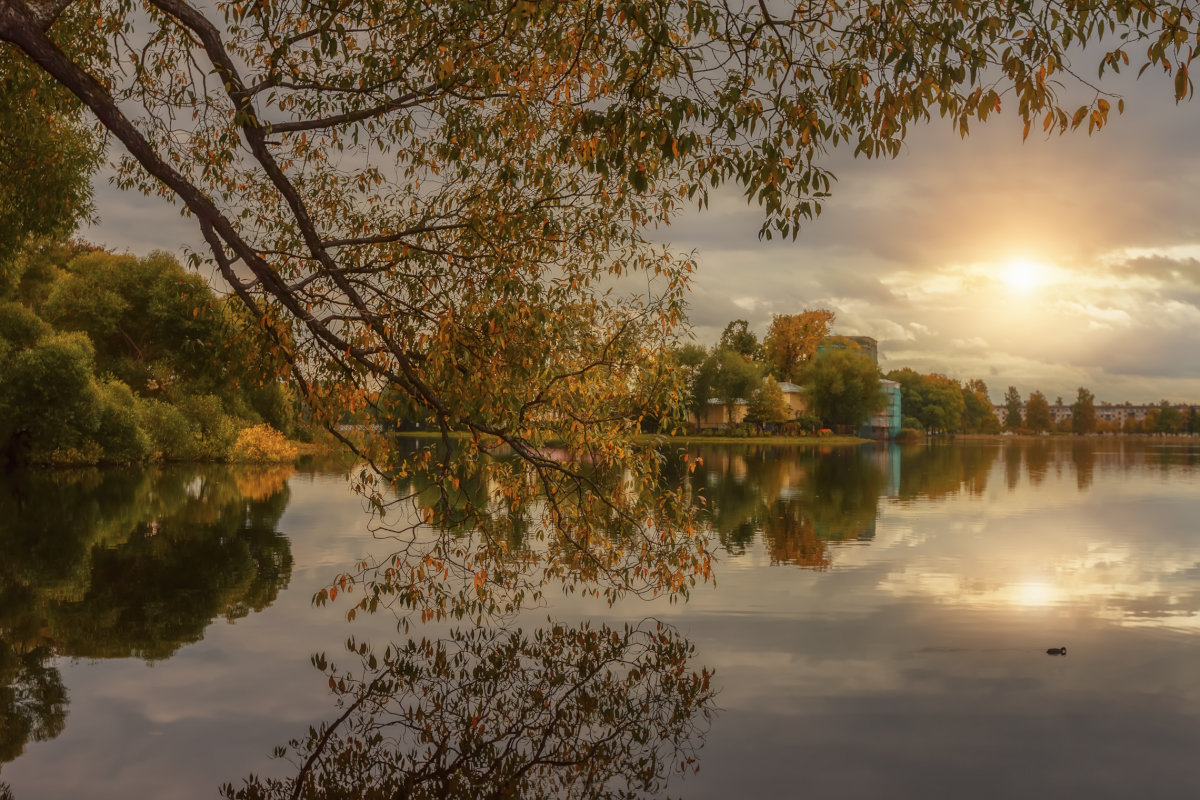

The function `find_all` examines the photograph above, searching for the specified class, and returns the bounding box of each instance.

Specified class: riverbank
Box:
[956,432,1200,441]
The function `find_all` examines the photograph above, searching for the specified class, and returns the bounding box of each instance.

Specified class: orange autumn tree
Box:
[4,0,1198,620]
[763,309,835,382]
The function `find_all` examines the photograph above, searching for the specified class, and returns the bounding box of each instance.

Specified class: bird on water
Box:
[1046,646,1067,656]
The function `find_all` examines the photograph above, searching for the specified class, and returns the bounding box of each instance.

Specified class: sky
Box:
[84,56,1200,408]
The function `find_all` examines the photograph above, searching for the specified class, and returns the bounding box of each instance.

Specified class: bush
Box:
[136,398,194,459]
[233,424,298,463]
[895,427,923,444]
[176,394,238,460]
[93,380,152,463]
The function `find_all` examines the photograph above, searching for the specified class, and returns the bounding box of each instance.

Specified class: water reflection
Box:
[693,444,896,569]
[0,465,295,770]
[692,439,1200,577]
[223,619,714,800]
[4,438,1200,799]
[327,437,712,628]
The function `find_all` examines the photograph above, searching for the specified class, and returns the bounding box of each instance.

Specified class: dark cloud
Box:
[1113,254,1200,285]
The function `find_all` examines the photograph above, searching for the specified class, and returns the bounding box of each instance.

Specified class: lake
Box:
[2,439,1199,798]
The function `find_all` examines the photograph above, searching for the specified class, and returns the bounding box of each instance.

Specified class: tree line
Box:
[1001,386,1200,435]
[678,319,1200,437]
[0,238,306,467]
[671,311,887,433]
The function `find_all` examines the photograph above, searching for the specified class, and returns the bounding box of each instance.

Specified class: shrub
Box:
[176,394,238,460]
[136,398,193,459]
[895,427,923,444]
[93,380,152,463]
[234,423,298,463]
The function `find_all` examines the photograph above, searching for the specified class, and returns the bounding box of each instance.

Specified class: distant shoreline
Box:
[955,432,1200,441]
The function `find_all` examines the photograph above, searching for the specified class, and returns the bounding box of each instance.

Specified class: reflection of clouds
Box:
[866,454,1200,632]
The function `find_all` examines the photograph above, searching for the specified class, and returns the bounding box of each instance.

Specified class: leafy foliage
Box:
[693,347,763,423]
[7,0,1199,613]
[234,423,298,463]
[885,368,965,433]
[1072,386,1098,434]
[1004,385,1025,431]
[718,319,760,360]
[746,376,789,426]
[763,310,835,382]
[961,378,1000,434]
[0,4,103,262]
[1025,390,1052,433]
[0,246,300,464]
[807,348,884,428]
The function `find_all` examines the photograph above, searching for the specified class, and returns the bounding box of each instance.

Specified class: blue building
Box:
[861,379,902,439]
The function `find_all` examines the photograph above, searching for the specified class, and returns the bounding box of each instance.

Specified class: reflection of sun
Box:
[1002,258,1046,292]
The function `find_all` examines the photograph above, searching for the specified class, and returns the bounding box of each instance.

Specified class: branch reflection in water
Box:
[320,436,710,629]
[223,619,715,800]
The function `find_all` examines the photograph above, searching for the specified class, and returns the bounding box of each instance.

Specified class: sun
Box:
[1002,258,1046,292]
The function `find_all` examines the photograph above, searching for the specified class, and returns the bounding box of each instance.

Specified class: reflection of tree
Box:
[1025,440,1052,486]
[223,620,714,800]
[0,642,65,770]
[804,450,884,541]
[1004,443,1022,490]
[897,445,997,500]
[689,445,884,569]
[1071,440,1096,490]
[762,499,830,570]
[0,464,295,766]
[335,437,712,626]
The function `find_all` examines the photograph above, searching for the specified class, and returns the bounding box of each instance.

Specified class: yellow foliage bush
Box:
[233,424,298,463]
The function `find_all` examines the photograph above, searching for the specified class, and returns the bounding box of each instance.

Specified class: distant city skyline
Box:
[84,48,1200,405]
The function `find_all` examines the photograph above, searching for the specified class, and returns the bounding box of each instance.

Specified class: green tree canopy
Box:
[694,347,763,424]
[0,247,300,465]
[1153,400,1184,433]
[1072,386,1097,434]
[886,368,965,433]
[807,348,884,428]
[1004,385,1024,431]
[961,378,1000,434]
[0,5,103,263]
[717,320,760,361]
[746,376,789,427]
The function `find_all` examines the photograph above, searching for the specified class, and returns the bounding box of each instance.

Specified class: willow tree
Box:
[2,0,1196,618]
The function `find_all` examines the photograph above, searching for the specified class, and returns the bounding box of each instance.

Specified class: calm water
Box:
[2,440,1199,798]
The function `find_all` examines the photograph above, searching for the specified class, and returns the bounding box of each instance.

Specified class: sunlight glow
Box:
[1002,258,1046,292]
[1013,581,1058,607]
